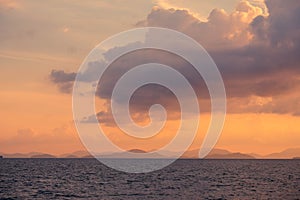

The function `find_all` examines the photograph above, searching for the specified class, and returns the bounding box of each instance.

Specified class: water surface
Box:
[0,159,299,199]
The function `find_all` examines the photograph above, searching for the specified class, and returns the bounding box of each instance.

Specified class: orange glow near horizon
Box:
[0,0,299,157]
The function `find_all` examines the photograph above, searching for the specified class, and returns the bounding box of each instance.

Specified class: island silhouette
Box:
[1,148,300,159]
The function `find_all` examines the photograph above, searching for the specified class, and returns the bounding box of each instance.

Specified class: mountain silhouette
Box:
[31,154,56,158]
[1,147,300,159]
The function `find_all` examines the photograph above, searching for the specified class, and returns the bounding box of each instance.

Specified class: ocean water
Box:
[0,159,299,199]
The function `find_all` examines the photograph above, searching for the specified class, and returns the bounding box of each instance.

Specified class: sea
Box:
[0,159,299,199]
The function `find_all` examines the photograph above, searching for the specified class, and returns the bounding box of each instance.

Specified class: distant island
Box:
[128,149,147,153]
[1,147,300,159]
[97,149,163,159]
[205,152,255,159]
[64,154,79,158]
[31,154,56,158]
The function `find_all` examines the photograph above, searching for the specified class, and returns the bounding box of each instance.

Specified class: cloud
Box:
[264,0,300,46]
[50,0,300,117]
[81,111,114,125]
[137,1,264,50]
[49,69,76,93]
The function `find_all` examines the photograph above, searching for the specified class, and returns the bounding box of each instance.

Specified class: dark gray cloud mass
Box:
[49,69,76,93]
[50,0,300,118]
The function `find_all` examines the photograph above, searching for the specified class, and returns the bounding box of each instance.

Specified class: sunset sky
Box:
[0,0,300,156]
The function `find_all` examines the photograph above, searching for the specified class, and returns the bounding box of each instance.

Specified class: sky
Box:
[0,0,300,155]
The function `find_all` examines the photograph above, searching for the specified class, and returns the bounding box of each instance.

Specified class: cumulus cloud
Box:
[137,1,264,49]
[50,0,300,117]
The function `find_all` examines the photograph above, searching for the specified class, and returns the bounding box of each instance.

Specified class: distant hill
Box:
[182,148,255,159]
[31,154,56,158]
[128,149,147,153]
[2,152,44,158]
[82,155,94,158]
[1,147,299,159]
[99,149,164,159]
[60,150,91,158]
[264,148,300,159]
[182,148,232,159]
[205,152,255,159]
[249,153,264,158]
[64,154,78,158]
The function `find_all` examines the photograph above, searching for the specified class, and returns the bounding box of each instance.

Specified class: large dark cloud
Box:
[50,0,300,119]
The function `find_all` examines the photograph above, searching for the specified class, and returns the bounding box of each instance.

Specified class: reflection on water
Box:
[0,159,299,199]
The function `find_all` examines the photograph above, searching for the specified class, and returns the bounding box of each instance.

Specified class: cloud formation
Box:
[49,69,76,93]
[50,0,300,120]
[137,1,264,49]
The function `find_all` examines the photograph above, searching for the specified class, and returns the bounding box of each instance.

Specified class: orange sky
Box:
[0,0,299,156]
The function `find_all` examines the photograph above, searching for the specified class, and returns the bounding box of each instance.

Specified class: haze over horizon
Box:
[1,0,300,156]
